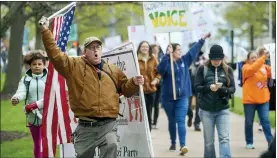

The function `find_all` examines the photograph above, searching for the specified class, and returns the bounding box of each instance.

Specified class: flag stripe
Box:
[42,17,62,158]
[59,76,72,142]
[55,77,67,143]
[51,98,58,157]
[41,17,57,157]
[42,5,76,157]
[47,67,59,157]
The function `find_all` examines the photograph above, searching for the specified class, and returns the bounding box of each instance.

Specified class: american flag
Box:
[42,4,77,158]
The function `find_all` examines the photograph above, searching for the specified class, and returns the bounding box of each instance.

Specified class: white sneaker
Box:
[258,125,263,132]
[180,146,188,155]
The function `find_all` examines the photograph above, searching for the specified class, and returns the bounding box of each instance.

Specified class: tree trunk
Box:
[0,2,27,38]
[2,10,26,95]
[35,14,44,49]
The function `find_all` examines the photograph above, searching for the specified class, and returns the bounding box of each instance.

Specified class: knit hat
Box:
[209,45,224,60]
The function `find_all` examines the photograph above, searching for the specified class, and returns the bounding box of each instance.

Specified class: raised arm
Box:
[182,39,205,66]
[243,55,267,79]
[39,16,76,78]
[182,33,210,66]
[265,65,272,78]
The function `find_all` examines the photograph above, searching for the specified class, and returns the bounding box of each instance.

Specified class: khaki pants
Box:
[73,120,118,158]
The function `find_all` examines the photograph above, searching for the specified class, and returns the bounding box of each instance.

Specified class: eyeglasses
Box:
[86,45,102,51]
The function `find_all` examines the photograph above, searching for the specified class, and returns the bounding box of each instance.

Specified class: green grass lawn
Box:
[1,100,60,157]
[1,73,6,91]
[230,97,276,128]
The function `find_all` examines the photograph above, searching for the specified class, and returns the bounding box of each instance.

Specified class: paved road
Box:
[151,108,274,157]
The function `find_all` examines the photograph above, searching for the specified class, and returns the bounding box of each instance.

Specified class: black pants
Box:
[152,86,161,125]
[187,96,201,126]
[145,93,155,131]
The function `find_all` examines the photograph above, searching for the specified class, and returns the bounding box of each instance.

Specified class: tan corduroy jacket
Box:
[41,28,139,118]
[138,55,161,93]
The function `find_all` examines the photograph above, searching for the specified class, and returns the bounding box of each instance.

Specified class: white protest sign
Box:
[60,43,154,158]
[104,35,122,50]
[190,6,214,39]
[264,43,275,79]
[143,2,194,33]
[127,25,155,48]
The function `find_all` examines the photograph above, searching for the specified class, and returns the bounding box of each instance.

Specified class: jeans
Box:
[73,120,117,158]
[187,96,201,126]
[244,102,273,145]
[199,109,231,158]
[29,124,42,158]
[153,86,161,125]
[162,97,188,147]
[145,93,155,131]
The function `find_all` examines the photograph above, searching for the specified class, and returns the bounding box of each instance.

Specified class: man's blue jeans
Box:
[162,97,188,147]
[199,108,231,158]
[244,102,273,145]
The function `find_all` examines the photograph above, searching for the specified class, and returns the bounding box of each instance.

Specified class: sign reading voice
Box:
[143,2,194,33]
[149,10,187,28]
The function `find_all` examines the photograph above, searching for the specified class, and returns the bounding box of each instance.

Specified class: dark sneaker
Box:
[180,146,188,155]
[169,144,176,150]
[194,124,201,131]
[187,118,192,127]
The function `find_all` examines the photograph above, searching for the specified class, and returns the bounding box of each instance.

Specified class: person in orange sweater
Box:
[242,50,273,149]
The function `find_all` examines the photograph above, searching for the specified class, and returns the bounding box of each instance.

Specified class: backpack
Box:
[23,76,31,105]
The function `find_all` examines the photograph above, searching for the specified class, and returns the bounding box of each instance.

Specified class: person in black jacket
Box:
[194,45,236,158]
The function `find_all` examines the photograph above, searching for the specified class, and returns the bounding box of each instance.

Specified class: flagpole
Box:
[39,2,76,25]
[169,32,177,100]
[48,2,76,19]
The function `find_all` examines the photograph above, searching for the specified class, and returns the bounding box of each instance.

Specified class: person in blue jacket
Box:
[157,33,211,155]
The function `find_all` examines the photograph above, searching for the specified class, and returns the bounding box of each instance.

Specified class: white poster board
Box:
[264,43,275,79]
[127,25,155,48]
[190,6,214,39]
[104,35,122,51]
[60,43,153,158]
[143,2,194,33]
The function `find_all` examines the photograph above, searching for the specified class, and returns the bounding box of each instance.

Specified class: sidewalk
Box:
[151,108,274,157]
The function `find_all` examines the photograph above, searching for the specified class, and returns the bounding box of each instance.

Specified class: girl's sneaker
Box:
[246,144,255,149]
[180,146,188,155]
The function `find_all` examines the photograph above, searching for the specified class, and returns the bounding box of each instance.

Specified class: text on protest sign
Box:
[143,2,194,33]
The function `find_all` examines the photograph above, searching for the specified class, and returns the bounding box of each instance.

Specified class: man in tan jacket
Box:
[39,16,144,158]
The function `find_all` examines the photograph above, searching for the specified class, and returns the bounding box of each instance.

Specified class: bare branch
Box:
[0,2,27,38]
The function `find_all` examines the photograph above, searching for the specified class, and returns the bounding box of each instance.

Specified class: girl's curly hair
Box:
[23,50,47,66]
